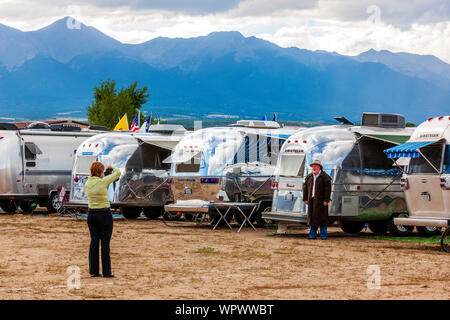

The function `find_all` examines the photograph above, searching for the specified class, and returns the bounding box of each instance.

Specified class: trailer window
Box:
[127,143,171,171]
[75,155,98,175]
[275,154,305,177]
[444,145,450,174]
[360,138,400,175]
[176,153,202,173]
[24,142,42,160]
[408,144,443,174]
[341,144,361,174]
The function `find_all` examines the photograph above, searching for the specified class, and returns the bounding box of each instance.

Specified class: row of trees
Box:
[87,79,159,129]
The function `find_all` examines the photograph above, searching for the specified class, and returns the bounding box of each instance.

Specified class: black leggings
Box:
[87,208,113,275]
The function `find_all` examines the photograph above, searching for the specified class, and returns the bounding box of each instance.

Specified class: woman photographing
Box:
[84,162,121,278]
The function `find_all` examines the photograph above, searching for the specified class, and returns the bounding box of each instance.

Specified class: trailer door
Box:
[71,154,98,202]
[22,141,44,194]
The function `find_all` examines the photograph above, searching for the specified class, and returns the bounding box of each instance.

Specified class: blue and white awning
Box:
[384,141,440,159]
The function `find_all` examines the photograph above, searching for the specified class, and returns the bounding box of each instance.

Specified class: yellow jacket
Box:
[84,166,121,209]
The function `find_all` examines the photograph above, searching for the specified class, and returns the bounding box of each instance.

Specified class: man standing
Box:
[303,159,332,240]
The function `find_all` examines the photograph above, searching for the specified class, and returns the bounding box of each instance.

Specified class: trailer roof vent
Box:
[50,123,81,132]
[361,113,405,128]
[0,122,19,131]
[232,120,280,129]
[148,124,186,134]
[28,122,51,130]
[88,125,110,131]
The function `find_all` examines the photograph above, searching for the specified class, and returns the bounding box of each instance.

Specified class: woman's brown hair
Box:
[90,161,105,177]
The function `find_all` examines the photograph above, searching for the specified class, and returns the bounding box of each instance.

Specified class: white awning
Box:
[163,150,201,164]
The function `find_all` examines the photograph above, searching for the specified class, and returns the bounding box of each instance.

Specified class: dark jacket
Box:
[303,171,332,227]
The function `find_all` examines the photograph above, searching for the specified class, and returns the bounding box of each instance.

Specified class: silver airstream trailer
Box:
[384,116,450,251]
[0,122,104,214]
[263,113,417,235]
[163,120,301,226]
[67,125,187,219]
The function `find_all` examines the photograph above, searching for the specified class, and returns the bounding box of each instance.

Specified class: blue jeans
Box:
[309,225,327,239]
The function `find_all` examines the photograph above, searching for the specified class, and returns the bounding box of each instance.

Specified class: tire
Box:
[416,226,442,237]
[184,213,194,221]
[143,207,163,220]
[340,221,365,234]
[387,213,413,236]
[440,227,450,253]
[120,207,142,219]
[19,200,37,214]
[368,221,388,235]
[253,205,273,228]
[0,200,18,213]
[46,193,62,213]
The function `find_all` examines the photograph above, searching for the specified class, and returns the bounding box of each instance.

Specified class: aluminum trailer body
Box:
[384,116,450,231]
[67,125,187,219]
[163,120,302,224]
[0,127,101,213]
[263,113,416,235]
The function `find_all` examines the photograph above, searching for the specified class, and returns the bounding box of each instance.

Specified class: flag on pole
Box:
[138,116,151,133]
[272,113,277,122]
[113,114,129,131]
[130,112,140,132]
[259,115,267,121]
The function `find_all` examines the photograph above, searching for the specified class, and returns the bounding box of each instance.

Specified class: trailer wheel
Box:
[19,201,37,214]
[387,213,413,236]
[120,207,142,219]
[416,226,442,237]
[254,205,273,228]
[440,227,449,253]
[46,193,62,213]
[143,207,163,220]
[368,221,388,235]
[184,213,205,222]
[340,221,365,234]
[0,200,18,213]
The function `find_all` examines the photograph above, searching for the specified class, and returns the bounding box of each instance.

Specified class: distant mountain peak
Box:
[35,16,86,32]
[206,31,244,38]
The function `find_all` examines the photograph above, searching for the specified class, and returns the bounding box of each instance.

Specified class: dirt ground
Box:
[0,211,448,300]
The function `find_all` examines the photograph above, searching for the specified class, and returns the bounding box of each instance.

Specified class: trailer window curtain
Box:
[233,136,282,166]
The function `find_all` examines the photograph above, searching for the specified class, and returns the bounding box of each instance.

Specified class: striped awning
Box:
[384,141,440,159]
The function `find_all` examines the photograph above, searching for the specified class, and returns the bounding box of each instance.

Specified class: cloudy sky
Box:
[1,0,449,62]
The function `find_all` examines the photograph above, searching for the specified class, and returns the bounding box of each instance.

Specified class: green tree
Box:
[87,79,150,129]
[406,122,416,127]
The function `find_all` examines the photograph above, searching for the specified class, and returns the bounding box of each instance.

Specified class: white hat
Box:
[309,159,323,168]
